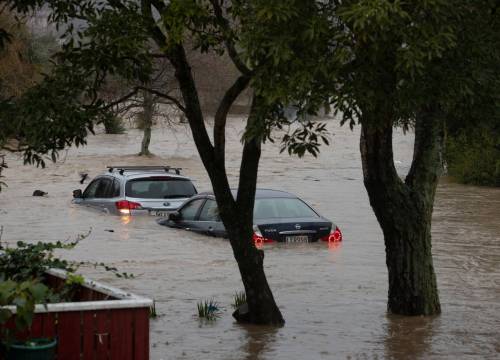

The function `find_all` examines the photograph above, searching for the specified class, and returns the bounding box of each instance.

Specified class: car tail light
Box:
[321,226,343,242]
[252,225,274,245]
[115,200,142,215]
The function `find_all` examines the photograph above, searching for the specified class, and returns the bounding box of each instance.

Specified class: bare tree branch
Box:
[136,86,186,112]
[101,87,140,110]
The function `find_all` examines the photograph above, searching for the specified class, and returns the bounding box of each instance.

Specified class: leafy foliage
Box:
[446,125,500,186]
[0,240,78,283]
[102,115,125,134]
[0,231,133,339]
[0,238,78,340]
[323,1,499,130]
[0,279,52,339]
[1,0,337,166]
[0,0,153,166]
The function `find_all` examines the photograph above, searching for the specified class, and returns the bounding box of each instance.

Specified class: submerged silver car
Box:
[72,166,197,216]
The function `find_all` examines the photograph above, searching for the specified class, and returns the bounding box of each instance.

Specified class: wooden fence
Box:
[1,269,152,359]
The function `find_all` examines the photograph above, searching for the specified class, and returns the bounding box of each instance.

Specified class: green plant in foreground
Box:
[0,230,134,343]
[231,291,247,309]
[197,299,221,320]
[0,279,53,343]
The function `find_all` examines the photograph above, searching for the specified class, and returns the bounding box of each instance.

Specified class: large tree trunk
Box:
[165,42,284,325]
[138,88,153,156]
[224,99,284,325]
[360,107,443,315]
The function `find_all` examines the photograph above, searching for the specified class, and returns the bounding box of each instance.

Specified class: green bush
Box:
[102,115,125,134]
[446,126,500,187]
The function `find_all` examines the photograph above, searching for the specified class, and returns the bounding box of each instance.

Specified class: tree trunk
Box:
[164,43,284,325]
[138,88,153,156]
[360,108,442,315]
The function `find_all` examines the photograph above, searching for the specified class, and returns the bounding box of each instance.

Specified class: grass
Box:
[231,291,247,309]
[150,300,158,319]
[197,299,221,320]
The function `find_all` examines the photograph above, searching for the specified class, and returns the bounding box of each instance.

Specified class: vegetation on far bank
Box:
[446,124,500,187]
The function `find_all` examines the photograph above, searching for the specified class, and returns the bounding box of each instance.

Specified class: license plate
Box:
[286,235,309,243]
[149,210,169,217]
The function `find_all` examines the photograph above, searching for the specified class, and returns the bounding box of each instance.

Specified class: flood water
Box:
[1,118,499,359]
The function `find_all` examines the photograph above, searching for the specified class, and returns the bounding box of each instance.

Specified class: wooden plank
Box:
[29,315,43,338]
[41,312,56,339]
[109,309,134,360]
[82,287,95,301]
[95,310,110,360]
[57,311,82,360]
[133,308,149,360]
[82,311,96,360]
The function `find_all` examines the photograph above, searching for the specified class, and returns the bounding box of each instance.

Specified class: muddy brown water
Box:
[1,119,499,359]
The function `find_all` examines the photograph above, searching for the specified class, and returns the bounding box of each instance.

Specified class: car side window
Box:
[180,199,205,220]
[95,178,113,198]
[198,200,220,221]
[112,179,121,197]
[83,179,100,199]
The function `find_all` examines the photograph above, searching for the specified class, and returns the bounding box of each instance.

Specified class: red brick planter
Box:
[2,269,152,360]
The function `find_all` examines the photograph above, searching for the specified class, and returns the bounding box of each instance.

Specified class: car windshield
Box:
[253,197,319,219]
[125,177,196,199]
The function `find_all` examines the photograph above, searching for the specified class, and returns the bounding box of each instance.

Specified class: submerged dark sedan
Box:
[157,189,342,244]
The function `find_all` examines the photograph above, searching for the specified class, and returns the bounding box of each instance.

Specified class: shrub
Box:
[446,126,500,187]
[102,115,125,134]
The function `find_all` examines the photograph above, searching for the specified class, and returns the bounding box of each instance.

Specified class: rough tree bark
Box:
[360,107,443,315]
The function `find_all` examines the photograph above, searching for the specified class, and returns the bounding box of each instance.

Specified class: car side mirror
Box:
[169,212,181,221]
[73,189,83,198]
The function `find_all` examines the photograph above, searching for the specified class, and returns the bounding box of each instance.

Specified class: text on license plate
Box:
[286,235,309,243]
[149,210,169,217]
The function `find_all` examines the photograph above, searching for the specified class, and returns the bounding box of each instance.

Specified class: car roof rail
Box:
[106,166,182,175]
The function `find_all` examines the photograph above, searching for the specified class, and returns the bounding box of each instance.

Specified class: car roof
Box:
[197,189,297,199]
[102,170,191,181]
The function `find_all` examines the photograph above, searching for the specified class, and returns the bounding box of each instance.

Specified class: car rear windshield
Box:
[253,198,319,219]
[125,177,196,199]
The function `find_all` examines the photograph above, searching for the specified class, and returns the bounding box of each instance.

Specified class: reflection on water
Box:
[1,119,499,359]
[384,315,436,360]
[327,240,342,252]
[237,325,279,360]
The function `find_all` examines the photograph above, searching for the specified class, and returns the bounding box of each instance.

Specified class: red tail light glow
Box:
[321,227,343,242]
[252,233,274,244]
[252,225,274,245]
[115,200,142,215]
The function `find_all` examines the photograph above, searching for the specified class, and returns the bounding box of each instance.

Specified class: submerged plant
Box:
[149,299,158,319]
[197,299,221,320]
[0,155,7,192]
[231,291,247,309]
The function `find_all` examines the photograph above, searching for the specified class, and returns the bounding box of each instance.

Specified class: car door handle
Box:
[208,227,213,232]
